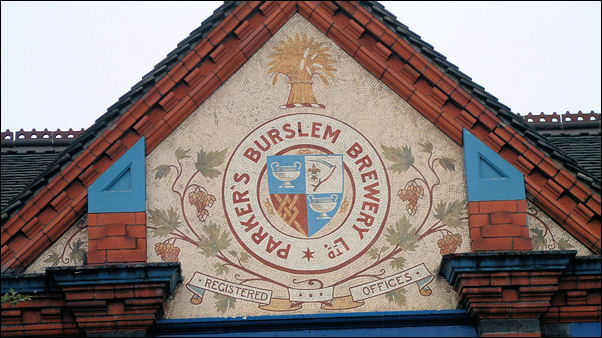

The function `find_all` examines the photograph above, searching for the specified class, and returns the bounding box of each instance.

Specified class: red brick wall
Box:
[1,292,81,336]
[468,200,532,251]
[87,212,146,264]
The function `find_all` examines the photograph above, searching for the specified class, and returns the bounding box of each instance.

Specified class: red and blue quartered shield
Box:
[267,154,344,237]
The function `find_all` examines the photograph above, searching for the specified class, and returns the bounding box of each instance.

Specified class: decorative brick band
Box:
[1,263,181,336]
[468,200,531,251]
[440,251,601,336]
[0,289,81,336]
[543,257,601,323]
[87,212,146,264]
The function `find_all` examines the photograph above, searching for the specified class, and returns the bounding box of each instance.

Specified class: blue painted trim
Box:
[439,250,579,286]
[159,309,470,324]
[152,309,476,337]
[566,256,602,275]
[152,325,478,337]
[1,273,57,293]
[47,262,182,292]
[88,137,146,213]
[463,129,525,201]
[2,263,182,294]
[569,322,601,337]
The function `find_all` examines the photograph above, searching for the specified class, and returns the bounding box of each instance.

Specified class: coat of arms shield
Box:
[267,154,344,237]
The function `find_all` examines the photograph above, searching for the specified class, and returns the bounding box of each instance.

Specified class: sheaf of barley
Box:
[268,33,337,105]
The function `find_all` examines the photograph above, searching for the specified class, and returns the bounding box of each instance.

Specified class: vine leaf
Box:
[385,288,407,307]
[381,144,414,173]
[367,247,379,260]
[214,294,236,313]
[195,148,228,178]
[213,263,229,276]
[384,216,419,251]
[556,238,571,250]
[530,228,547,250]
[199,222,231,257]
[239,251,250,263]
[154,165,171,180]
[434,200,465,229]
[69,239,86,264]
[389,256,406,271]
[175,147,191,160]
[149,208,181,238]
[439,157,456,172]
[419,141,433,153]
[44,252,60,266]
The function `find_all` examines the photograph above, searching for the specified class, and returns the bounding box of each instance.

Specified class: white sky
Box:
[1,1,600,132]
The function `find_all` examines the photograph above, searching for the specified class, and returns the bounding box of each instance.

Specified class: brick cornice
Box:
[1,263,181,336]
[440,251,601,322]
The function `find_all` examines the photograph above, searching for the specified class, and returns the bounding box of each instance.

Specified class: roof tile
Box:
[265,6,289,35]
[239,24,271,59]
[355,46,387,78]
[381,68,413,100]
[336,1,360,19]
[21,217,43,239]
[327,23,360,56]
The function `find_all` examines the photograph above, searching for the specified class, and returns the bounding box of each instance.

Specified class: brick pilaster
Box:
[440,252,601,337]
[87,212,146,264]
[1,264,181,336]
[468,200,531,251]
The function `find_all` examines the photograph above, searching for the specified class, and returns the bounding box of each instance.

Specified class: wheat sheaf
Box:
[268,33,337,107]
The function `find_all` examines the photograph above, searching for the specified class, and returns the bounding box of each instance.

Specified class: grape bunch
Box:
[437,234,462,255]
[155,242,181,262]
[188,187,216,222]
[397,181,424,216]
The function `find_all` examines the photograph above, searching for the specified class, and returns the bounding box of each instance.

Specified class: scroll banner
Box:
[187,263,433,311]
[186,272,272,305]
[350,263,434,301]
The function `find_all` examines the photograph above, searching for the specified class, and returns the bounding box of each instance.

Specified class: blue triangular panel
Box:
[478,155,507,179]
[88,137,146,212]
[102,166,132,192]
[463,129,525,201]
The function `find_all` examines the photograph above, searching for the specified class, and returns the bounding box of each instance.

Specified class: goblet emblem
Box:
[271,161,302,188]
[308,194,338,220]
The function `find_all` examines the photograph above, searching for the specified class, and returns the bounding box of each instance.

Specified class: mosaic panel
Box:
[147,14,469,318]
[24,215,88,274]
[527,200,592,255]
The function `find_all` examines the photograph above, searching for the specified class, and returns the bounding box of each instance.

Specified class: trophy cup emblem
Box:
[307,194,338,220]
[270,161,302,188]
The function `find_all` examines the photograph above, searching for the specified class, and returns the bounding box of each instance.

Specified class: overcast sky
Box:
[1,1,600,132]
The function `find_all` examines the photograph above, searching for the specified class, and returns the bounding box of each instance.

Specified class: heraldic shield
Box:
[267,154,344,237]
